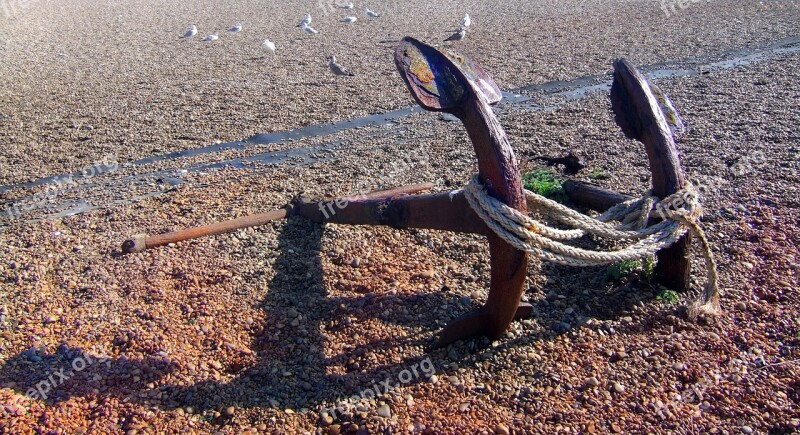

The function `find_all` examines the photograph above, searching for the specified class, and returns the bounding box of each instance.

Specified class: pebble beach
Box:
[1,0,800,433]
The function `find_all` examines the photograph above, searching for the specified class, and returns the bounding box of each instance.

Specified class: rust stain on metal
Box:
[446,51,472,74]
[402,46,465,105]
[406,48,435,85]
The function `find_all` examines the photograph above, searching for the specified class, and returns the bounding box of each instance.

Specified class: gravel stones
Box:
[585,377,601,388]
[0,2,799,433]
[551,321,571,334]
[376,404,391,418]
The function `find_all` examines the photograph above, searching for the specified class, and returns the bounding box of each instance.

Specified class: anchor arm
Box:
[393,36,531,346]
[611,59,691,291]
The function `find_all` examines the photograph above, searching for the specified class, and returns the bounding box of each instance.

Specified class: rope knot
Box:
[463,176,719,317]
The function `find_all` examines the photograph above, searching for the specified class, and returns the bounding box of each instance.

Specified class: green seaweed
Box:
[604,256,656,282]
[656,288,680,304]
[605,259,642,281]
[522,169,566,202]
[588,168,608,180]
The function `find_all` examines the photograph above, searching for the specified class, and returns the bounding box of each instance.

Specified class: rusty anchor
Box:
[292,37,533,347]
[123,37,699,346]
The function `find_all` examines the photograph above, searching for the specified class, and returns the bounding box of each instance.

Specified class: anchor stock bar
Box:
[121,183,435,253]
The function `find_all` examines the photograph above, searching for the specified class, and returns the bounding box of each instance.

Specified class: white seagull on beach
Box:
[301,24,318,34]
[201,32,219,42]
[182,24,197,38]
[341,16,357,23]
[338,1,354,9]
[461,14,471,28]
[444,28,466,42]
[228,23,242,33]
[262,38,276,54]
[297,14,312,27]
[329,55,354,76]
[364,7,379,17]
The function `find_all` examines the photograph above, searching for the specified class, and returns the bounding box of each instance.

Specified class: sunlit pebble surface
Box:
[1,42,799,432]
[0,0,799,184]
[0,2,798,433]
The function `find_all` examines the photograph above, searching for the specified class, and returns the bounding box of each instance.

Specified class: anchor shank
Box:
[563,180,633,212]
[292,190,487,235]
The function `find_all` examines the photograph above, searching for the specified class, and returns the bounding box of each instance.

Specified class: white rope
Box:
[464,175,720,316]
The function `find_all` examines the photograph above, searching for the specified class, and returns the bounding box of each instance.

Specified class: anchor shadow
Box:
[0,216,466,425]
[0,216,657,426]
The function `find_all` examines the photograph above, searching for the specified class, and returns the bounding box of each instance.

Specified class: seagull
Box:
[228,23,242,33]
[182,24,197,38]
[341,16,357,23]
[201,33,219,42]
[338,1,354,9]
[444,28,466,42]
[329,55,354,76]
[297,13,312,27]
[364,7,379,17]
[461,14,471,28]
[262,38,275,54]
[301,24,318,34]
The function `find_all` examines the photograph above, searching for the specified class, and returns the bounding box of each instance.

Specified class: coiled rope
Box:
[463,175,720,316]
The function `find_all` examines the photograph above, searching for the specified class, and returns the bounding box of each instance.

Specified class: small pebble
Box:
[612,351,628,361]
[448,347,460,361]
[377,404,390,418]
[551,321,571,334]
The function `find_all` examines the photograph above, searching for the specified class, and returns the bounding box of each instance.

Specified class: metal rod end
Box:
[121,234,147,254]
